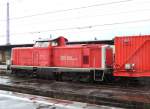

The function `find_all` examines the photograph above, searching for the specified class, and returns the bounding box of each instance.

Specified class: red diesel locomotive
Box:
[11,36,113,81]
[11,35,150,82]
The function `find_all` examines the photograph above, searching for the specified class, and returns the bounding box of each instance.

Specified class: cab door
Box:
[82,48,90,68]
[33,51,39,66]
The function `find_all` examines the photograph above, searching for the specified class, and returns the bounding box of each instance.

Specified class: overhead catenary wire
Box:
[0,18,150,37]
[8,8,150,26]
[0,0,150,27]
[0,0,149,38]
[0,0,133,21]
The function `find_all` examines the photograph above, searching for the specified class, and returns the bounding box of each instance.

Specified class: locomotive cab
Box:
[34,36,68,47]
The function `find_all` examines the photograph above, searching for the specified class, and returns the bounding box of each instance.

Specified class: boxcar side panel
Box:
[114,35,150,77]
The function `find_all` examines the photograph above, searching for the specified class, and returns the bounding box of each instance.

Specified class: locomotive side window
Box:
[51,41,58,46]
[34,42,50,47]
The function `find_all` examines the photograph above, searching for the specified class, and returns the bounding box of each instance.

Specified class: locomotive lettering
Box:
[60,56,77,61]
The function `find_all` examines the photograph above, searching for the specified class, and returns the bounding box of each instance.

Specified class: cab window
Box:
[34,42,50,47]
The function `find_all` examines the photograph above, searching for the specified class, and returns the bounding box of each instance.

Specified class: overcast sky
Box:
[0,0,150,44]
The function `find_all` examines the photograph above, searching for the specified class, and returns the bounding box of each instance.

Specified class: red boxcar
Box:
[114,35,150,77]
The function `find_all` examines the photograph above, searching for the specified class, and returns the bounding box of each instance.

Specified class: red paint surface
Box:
[12,47,51,66]
[53,46,83,67]
[12,47,33,66]
[114,35,150,77]
[53,44,109,68]
[106,47,113,68]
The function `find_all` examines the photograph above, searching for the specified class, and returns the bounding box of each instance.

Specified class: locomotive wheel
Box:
[113,77,148,86]
[11,69,33,77]
[61,72,94,83]
[78,73,94,82]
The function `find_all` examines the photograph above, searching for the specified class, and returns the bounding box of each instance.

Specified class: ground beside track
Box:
[0,90,124,109]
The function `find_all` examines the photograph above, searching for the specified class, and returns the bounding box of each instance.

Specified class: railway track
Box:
[0,74,149,109]
[2,73,150,94]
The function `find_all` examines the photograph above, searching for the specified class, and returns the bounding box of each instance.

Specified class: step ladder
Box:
[93,70,105,81]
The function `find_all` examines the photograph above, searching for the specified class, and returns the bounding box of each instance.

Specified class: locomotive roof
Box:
[0,38,113,50]
[35,37,114,45]
[67,40,114,45]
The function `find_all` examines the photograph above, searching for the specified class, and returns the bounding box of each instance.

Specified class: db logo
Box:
[60,56,77,61]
